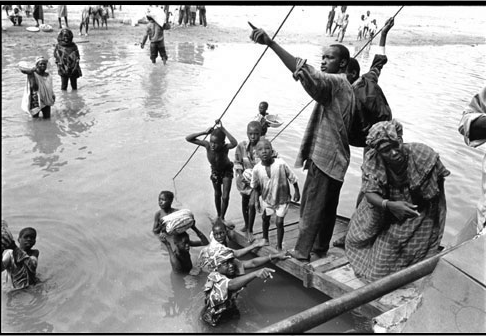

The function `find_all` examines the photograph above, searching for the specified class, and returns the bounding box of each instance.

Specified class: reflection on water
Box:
[2,15,485,332]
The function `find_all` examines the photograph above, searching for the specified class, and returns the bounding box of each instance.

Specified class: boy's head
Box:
[256,139,273,162]
[159,190,174,210]
[18,227,37,251]
[209,128,226,151]
[173,232,190,252]
[321,44,350,74]
[212,219,227,244]
[258,101,269,115]
[247,121,262,145]
[346,57,360,84]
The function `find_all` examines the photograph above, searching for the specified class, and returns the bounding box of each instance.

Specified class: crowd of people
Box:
[326,6,378,43]
[2,5,485,329]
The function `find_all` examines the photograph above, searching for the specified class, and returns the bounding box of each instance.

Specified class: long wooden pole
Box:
[258,242,466,333]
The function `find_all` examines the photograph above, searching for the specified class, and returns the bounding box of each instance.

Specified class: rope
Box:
[172,6,295,181]
[270,5,405,143]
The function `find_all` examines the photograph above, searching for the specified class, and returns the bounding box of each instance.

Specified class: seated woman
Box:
[345,120,450,282]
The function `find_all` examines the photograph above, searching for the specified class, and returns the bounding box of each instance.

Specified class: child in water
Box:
[141,13,170,64]
[159,222,209,274]
[251,139,300,251]
[153,190,178,236]
[254,101,270,137]
[186,119,238,222]
[54,28,82,91]
[2,221,40,290]
[20,56,55,119]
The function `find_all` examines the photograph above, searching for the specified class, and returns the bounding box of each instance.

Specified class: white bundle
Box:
[163,209,194,234]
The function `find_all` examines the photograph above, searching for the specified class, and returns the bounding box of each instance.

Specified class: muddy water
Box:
[2,8,486,333]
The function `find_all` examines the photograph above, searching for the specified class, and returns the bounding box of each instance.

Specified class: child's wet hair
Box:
[159,190,174,202]
[256,138,272,149]
[19,227,37,238]
[211,128,226,142]
[347,58,361,77]
[260,101,269,109]
[247,121,262,133]
[212,218,227,232]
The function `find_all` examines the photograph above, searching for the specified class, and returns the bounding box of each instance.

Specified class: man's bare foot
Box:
[246,231,254,243]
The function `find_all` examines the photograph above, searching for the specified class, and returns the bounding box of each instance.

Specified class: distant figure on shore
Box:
[345,120,450,281]
[254,101,270,137]
[363,10,371,38]
[2,221,40,290]
[331,6,347,37]
[20,56,55,119]
[9,6,22,26]
[54,28,82,91]
[79,6,91,36]
[189,5,197,26]
[336,14,349,42]
[458,87,486,240]
[141,12,170,65]
[186,120,238,221]
[325,6,336,36]
[234,121,263,241]
[250,23,355,262]
[198,5,207,27]
[57,5,68,29]
[251,139,300,251]
[33,5,44,27]
[357,14,365,40]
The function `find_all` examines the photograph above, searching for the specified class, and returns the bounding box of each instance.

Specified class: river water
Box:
[2,5,486,333]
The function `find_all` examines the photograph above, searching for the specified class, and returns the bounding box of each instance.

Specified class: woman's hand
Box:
[255,267,275,280]
[387,201,420,221]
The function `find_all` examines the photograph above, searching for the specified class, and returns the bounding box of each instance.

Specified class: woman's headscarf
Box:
[366,119,403,149]
[57,28,74,46]
[35,56,48,65]
[199,241,234,272]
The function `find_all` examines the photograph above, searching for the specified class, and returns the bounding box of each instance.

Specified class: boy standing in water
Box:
[186,120,238,222]
[141,13,169,65]
[254,101,270,137]
[153,190,178,236]
[20,56,55,119]
[2,223,40,290]
[234,121,262,241]
[159,223,209,274]
[251,139,300,251]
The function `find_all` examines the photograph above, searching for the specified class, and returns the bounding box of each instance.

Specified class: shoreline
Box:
[2,6,485,49]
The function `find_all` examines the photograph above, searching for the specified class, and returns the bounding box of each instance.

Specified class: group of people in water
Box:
[3,7,485,328]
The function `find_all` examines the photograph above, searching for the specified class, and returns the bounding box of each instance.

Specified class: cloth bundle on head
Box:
[366,119,403,149]
[35,56,48,65]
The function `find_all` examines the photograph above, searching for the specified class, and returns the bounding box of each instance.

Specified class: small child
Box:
[186,119,238,221]
[234,121,263,242]
[54,28,82,91]
[251,139,300,251]
[153,190,178,236]
[141,13,170,65]
[254,101,270,137]
[2,223,39,290]
[159,222,209,274]
[20,56,55,119]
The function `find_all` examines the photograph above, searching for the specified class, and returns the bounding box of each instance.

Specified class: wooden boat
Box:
[228,201,424,322]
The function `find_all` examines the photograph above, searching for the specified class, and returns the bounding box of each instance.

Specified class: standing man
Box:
[250,25,355,261]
